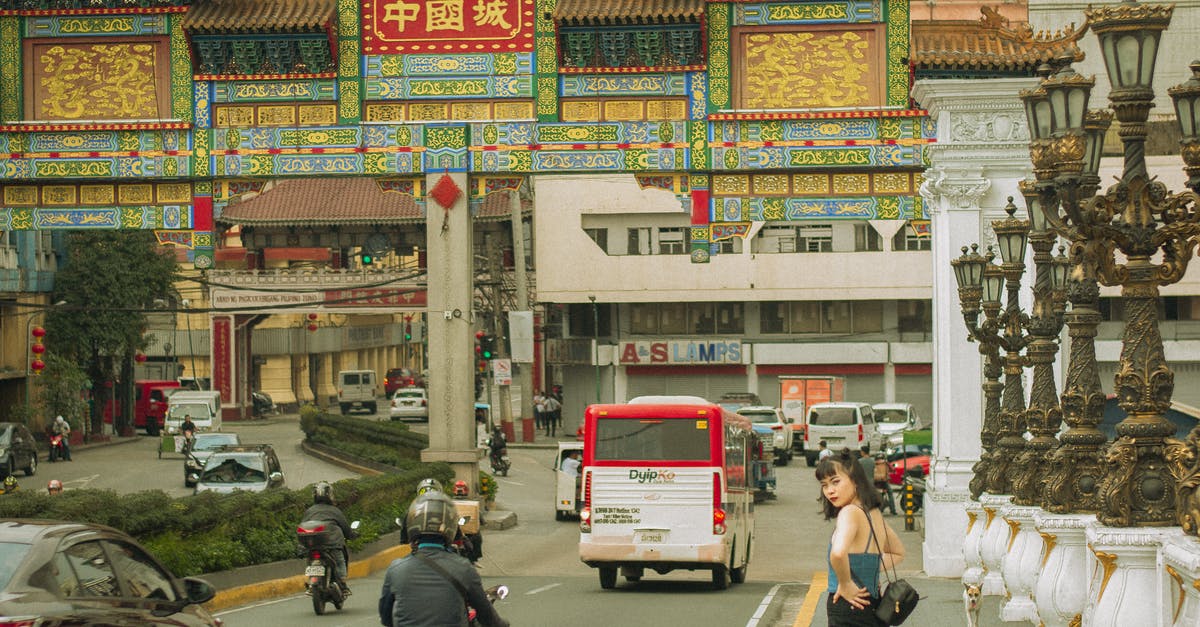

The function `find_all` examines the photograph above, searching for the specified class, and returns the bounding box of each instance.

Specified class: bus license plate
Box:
[637,531,664,544]
[305,565,326,577]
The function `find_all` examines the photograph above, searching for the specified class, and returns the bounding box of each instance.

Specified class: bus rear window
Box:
[594,418,710,461]
[809,407,856,425]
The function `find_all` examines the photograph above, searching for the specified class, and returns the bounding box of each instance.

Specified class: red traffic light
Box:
[31,326,45,338]
[475,330,485,340]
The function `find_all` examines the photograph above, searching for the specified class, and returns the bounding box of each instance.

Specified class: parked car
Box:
[390,387,429,421]
[384,367,423,396]
[0,422,38,478]
[0,519,219,625]
[337,369,377,414]
[191,444,284,494]
[736,406,794,465]
[184,432,242,487]
[872,402,926,448]
[888,455,931,486]
[716,392,762,413]
[803,402,883,466]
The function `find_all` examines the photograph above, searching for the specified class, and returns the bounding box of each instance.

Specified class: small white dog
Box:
[964,582,982,627]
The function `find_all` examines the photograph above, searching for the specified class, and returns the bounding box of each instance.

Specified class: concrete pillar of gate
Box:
[420,170,481,492]
[260,355,296,407]
[317,352,338,407]
[293,353,313,406]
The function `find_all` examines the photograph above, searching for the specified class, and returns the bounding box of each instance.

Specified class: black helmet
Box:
[416,478,443,497]
[313,481,335,505]
[405,493,457,544]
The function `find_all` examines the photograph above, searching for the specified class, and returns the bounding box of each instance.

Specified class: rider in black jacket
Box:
[301,482,358,595]
[379,494,508,627]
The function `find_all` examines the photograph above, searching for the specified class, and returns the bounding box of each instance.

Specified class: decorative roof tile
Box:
[183,0,335,33]
[554,0,704,24]
[217,178,528,227]
[912,7,1085,74]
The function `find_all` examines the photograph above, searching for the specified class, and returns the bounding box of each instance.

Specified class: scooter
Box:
[297,519,360,615]
[487,437,510,476]
[48,434,67,462]
[468,584,508,627]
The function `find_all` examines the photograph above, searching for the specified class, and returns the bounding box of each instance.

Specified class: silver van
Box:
[803,402,882,465]
[337,369,378,414]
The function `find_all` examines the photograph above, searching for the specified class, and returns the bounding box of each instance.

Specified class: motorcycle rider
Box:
[379,494,509,627]
[52,416,72,461]
[487,426,507,470]
[47,479,63,495]
[451,480,484,563]
[300,481,358,596]
[1,475,18,494]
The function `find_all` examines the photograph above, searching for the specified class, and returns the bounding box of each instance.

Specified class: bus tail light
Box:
[770,425,782,430]
[584,470,592,507]
[858,423,863,442]
[579,506,592,533]
[713,472,727,535]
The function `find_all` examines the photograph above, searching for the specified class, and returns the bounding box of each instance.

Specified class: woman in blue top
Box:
[817,450,906,626]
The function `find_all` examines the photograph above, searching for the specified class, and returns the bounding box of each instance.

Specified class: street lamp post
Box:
[589,295,600,404]
[952,245,1004,500]
[1026,0,1200,529]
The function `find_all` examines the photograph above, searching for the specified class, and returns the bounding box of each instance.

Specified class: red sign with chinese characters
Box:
[362,0,534,54]
[212,315,233,404]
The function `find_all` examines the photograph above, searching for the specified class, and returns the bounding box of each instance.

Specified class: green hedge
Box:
[0,464,454,577]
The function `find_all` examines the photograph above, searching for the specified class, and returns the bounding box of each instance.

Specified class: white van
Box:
[803,401,882,464]
[165,390,222,434]
[337,370,378,414]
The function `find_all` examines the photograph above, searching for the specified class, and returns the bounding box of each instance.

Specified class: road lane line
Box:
[213,593,303,615]
[525,583,561,595]
[745,583,783,626]
[794,571,828,627]
[497,479,526,486]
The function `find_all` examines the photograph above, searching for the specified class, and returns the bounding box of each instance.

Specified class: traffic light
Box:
[404,315,413,342]
[480,335,495,359]
[359,249,374,265]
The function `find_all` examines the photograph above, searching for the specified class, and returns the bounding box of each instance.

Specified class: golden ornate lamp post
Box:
[952,244,1005,499]
[1031,0,1200,528]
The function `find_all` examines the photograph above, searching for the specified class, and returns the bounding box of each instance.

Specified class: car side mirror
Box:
[182,577,216,605]
[269,471,283,484]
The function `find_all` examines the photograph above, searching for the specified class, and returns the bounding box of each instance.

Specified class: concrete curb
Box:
[300,440,388,476]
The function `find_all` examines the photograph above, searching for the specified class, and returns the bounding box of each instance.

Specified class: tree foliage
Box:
[44,231,179,433]
[36,353,89,431]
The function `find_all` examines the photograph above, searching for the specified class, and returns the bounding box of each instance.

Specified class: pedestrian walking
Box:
[817,451,906,626]
[544,393,561,437]
[533,391,547,435]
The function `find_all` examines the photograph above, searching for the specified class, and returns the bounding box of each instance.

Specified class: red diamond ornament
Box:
[430,173,462,209]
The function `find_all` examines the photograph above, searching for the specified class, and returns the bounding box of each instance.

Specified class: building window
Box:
[689,303,716,334]
[569,302,611,337]
[852,300,884,333]
[631,303,658,334]
[627,228,650,255]
[898,299,932,333]
[790,301,822,333]
[716,237,742,254]
[797,225,833,252]
[716,303,744,334]
[823,301,852,333]
[761,301,787,333]
[584,228,608,253]
[755,226,798,253]
[658,227,688,255]
[893,223,932,251]
[659,302,688,333]
[854,224,882,251]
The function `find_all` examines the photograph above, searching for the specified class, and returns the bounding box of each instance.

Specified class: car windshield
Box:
[809,407,856,426]
[0,542,30,590]
[718,402,748,412]
[193,434,239,451]
[738,411,778,425]
[0,427,10,446]
[169,404,209,419]
[200,455,266,483]
[875,409,910,424]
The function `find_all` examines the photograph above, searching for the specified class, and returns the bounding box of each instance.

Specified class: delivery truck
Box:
[778,375,845,463]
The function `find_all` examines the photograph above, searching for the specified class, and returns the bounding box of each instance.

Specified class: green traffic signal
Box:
[360,252,374,265]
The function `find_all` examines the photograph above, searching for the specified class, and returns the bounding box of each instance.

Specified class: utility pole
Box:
[486,233,515,441]
[510,189,533,443]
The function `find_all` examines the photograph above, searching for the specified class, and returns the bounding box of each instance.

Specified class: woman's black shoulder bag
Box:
[863,508,920,625]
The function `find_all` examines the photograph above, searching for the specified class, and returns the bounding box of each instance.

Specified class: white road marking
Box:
[525,583,561,595]
[497,479,526,486]
[63,474,100,488]
[745,583,784,627]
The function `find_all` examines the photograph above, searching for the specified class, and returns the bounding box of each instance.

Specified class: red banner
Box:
[323,288,428,307]
[362,0,534,54]
[211,316,233,404]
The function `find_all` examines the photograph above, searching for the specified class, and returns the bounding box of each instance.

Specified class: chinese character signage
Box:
[362,0,534,54]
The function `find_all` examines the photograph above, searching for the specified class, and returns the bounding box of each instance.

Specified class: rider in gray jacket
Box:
[378,494,508,627]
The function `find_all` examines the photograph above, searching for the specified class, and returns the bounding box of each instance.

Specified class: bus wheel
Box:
[711,565,730,590]
[599,567,617,589]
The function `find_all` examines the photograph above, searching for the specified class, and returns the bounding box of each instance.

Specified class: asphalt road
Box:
[34,416,357,497]
[211,443,897,626]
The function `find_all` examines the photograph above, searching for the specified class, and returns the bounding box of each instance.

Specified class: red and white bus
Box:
[578,396,755,590]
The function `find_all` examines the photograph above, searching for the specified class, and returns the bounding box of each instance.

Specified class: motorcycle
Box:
[48,434,67,462]
[468,584,508,627]
[296,519,360,615]
[251,391,277,418]
[487,437,510,476]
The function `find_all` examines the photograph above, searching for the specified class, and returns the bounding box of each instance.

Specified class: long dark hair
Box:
[815,450,881,520]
